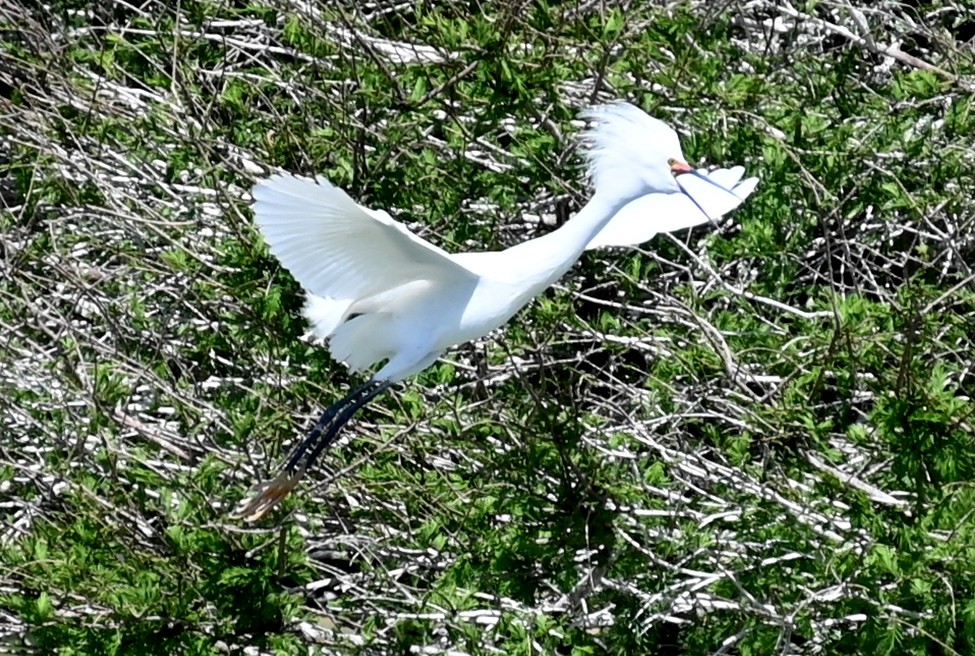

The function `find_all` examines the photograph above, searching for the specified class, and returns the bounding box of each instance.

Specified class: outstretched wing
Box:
[252,173,477,302]
[675,166,758,221]
[585,166,758,250]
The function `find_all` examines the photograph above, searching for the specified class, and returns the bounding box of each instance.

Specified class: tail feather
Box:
[329,313,393,373]
[302,294,353,340]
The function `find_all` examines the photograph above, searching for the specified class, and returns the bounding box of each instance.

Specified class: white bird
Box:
[234,102,757,520]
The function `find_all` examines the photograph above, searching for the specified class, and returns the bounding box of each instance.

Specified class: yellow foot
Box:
[231,469,304,522]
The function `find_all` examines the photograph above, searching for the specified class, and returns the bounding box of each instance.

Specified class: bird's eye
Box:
[667,158,677,166]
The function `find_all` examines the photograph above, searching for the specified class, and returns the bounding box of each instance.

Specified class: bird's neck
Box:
[504,191,629,294]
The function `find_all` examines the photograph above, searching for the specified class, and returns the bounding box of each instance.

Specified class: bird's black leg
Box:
[233,379,395,521]
[282,379,393,474]
[299,379,392,472]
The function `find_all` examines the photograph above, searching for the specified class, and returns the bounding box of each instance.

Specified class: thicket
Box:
[2,0,975,654]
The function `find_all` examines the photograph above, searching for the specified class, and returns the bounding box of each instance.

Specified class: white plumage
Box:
[236,102,758,520]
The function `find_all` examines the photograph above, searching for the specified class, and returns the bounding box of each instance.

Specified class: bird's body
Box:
[234,102,758,520]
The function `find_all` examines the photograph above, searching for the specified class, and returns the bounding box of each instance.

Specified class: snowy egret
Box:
[234,102,757,520]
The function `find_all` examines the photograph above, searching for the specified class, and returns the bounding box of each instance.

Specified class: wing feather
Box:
[675,168,758,220]
[252,174,476,302]
[585,166,759,250]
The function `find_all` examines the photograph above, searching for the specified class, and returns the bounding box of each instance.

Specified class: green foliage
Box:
[3,0,975,654]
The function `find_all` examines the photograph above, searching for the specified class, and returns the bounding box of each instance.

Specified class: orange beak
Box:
[668,158,693,175]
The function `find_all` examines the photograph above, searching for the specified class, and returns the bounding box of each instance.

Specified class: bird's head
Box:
[582,102,693,202]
